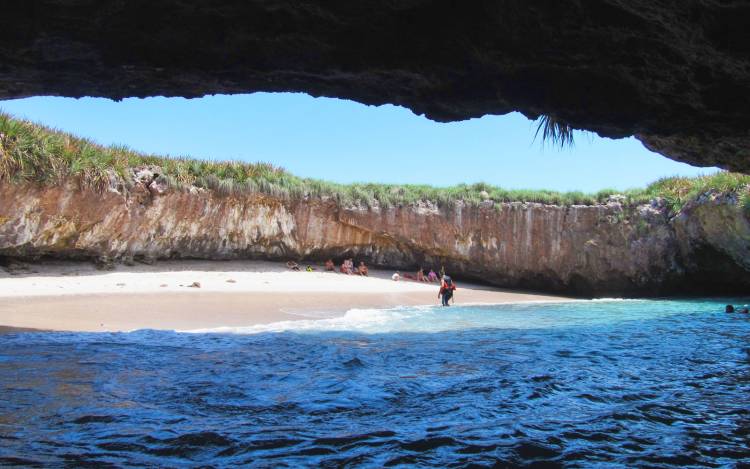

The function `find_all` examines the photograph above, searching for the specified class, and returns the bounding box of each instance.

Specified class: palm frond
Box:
[534,115,575,148]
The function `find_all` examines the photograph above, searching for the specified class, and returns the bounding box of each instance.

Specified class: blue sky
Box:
[0,93,714,192]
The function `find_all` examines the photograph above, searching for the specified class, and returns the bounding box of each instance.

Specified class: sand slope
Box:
[0,260,571,332]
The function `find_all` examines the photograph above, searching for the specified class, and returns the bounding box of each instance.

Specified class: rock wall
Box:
[2,180,748,297]
[2,1,750,171]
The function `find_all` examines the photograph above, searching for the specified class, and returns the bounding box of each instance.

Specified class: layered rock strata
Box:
[1,177,748,297]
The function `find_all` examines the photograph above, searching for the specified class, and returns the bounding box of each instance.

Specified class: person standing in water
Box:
[439,275,456,306]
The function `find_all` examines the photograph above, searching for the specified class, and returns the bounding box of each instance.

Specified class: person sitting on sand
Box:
[286,260,300,271]
[357,261,368,276]
[403,272,415,280]
[306,265,314,272]
[325,259,335,271]
[726,304,735,313]
[416,268,425,282]
[340,258,355,275]
[427,269,438,282]
[392,272,400,281]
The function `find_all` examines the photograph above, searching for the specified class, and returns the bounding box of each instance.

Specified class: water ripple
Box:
[1,298,750,466]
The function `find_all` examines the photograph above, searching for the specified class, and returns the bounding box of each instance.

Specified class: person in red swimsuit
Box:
[438,275,456,306]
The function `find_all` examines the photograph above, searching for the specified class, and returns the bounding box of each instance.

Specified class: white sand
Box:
[0,260,442,296]
[0,260,572,332]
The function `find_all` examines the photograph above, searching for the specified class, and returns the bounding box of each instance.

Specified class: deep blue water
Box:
[1,299,750,467]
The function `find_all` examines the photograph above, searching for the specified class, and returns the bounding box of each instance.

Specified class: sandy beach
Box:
[0,260,572,332]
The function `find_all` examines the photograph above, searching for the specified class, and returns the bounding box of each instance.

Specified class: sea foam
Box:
[181,298,694,335]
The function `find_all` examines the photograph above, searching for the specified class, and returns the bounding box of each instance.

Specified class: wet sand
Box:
[0,260,572,332]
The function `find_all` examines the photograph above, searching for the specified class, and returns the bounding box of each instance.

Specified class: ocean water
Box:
[1,299,749,467]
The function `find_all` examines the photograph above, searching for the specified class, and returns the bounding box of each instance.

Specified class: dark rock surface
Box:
[1,1,749,171]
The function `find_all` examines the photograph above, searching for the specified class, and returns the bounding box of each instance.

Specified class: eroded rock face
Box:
[1,181,748,297]
[1,1,749,171]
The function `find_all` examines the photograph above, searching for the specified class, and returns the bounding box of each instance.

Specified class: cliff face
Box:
[2,179,748,297]
[2,1,750,171]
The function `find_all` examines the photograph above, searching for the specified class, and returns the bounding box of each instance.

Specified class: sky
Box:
[0,93,715,192]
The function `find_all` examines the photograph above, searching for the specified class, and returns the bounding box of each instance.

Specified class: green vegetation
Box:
[741,191,750,218]
[641,171,750,213]
[1,112,749,213]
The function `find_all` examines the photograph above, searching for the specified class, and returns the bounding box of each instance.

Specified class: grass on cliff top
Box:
[1,112,749,212]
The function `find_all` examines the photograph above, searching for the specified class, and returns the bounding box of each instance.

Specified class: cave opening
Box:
[0,93,716,193]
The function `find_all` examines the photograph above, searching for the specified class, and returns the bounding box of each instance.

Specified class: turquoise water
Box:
[1,298,749,467]
[186,299,721,335]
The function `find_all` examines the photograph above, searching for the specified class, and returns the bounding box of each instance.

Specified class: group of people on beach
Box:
[391,267,456,306]
[287,259,459,306]
[324,258,369,276]
[392,267,441,283]
[286,259,370,275]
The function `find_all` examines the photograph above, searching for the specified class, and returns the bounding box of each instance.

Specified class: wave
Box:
[180,298,694,335]
[183,305,436,335]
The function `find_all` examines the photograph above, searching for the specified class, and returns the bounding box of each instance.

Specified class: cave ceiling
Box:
[1,1,749,171]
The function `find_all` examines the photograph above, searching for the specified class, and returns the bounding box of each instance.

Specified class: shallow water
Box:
[1,299,750,467]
